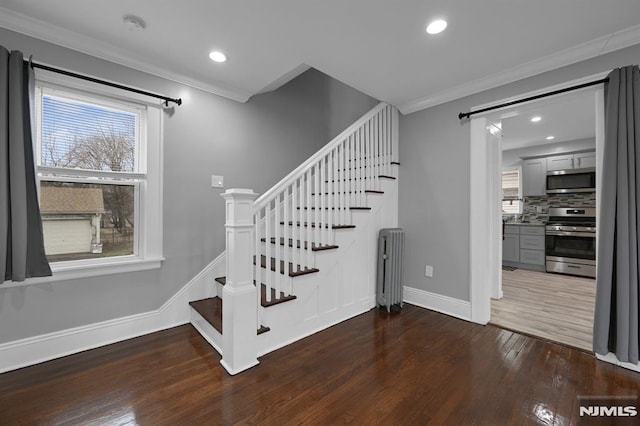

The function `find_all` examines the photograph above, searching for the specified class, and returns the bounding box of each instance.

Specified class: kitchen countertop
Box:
[503,222,546,226]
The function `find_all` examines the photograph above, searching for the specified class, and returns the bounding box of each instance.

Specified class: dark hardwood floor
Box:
[1,304,639,425]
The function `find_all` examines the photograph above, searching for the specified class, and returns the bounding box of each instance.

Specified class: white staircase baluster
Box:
[305,169,312,269]
[392,104,399,166]
[339,144,343,225]
[374,113,379,191]
[255,207,261,329]
[275,193,281,298]
[299,174,304,272]
[320,157,326,247]
[388,105,393,173]
[349,134,354,208]
[283,189,289,296]
[292,180,298,277]
[352,134,357,206]
[327,150,334,245]
[380,108,389,176]
[314,163,319,250]
[366,119,371,191]
[265,201,272,302]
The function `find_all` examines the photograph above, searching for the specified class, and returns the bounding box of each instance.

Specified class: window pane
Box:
[40,181,135,262]
[502,200,522,214]
[41,94,137,172]
[502,170,522,214]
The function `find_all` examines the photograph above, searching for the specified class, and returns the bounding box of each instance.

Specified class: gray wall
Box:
[399,43,640,302]
[0,28,378,343]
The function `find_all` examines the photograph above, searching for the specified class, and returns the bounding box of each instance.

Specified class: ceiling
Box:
[1,1,640,113]
[500,90,596,151]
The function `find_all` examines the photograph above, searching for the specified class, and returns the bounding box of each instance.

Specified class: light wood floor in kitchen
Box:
[491,269,596,352]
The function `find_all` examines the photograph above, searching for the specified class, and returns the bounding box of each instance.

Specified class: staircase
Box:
[189,102,399,374]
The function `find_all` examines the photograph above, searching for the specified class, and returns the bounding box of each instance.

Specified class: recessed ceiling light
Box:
[546,136,555,140]
[530,116,542,122]
[426,19,447,35]
[209,51,227,63]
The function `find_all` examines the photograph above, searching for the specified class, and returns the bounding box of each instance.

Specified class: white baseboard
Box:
[596,352,640,373]
[0,252,225,374]
[403,286,472,322]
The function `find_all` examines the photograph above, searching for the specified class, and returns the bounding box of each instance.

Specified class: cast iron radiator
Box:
[376,228,405,312]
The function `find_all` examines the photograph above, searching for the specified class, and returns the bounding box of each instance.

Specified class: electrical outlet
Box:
[425,265,434,278]
[211,175,224,188]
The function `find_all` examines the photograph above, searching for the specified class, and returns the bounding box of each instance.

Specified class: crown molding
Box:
[399,24,640,115]
[0,7,252,103]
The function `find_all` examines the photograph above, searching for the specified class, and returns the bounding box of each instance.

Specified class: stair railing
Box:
[252,102,398,330]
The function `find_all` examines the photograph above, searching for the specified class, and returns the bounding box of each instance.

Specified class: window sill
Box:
[2,256,164,288]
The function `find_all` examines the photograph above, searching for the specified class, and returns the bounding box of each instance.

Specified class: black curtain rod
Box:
[458,78,608,120]
[28,61,182,107]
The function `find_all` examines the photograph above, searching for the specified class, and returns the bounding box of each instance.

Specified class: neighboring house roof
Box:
[40,186,105,214]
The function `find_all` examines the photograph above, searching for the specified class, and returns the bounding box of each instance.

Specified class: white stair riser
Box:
[190,308,223,356]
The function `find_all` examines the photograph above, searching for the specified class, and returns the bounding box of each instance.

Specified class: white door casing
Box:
[468,73,606,325]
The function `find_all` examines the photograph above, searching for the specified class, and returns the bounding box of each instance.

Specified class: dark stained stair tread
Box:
[261,237,339,251]
[280,221,356,229]
[255,255,319,277]
[189,297,222,334]
[190,297,271,334]
[261,285,297,307]
[215,276,301,307]
[296,206,371,211]
[324,175,396,182]
[311,190,383,195]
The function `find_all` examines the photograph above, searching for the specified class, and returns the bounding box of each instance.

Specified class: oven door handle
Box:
[545,230,596,237]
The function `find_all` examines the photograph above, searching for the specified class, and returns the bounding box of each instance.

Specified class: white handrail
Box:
[254,102,388,211]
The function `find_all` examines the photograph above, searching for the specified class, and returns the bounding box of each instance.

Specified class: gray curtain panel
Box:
[593,65,640,363]
[0,46,52,282]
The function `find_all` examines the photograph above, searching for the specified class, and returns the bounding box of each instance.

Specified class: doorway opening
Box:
[468,74,606,352]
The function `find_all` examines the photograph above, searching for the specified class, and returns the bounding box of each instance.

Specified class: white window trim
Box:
[15,69,165,286]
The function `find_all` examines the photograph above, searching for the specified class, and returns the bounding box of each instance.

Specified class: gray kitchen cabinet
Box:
[522,158,547,196]
[575,151,596,168]
[519,226,545,267]
[520,234,545,250]
[520,249,545,265]
[502,225,545,271]
[547,151,596,171]
[546,154,574,171]
[503,231,520,263]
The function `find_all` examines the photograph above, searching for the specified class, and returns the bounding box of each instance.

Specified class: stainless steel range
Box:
[545,207,596,278]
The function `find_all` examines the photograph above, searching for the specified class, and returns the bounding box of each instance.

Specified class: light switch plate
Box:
[425,265,434,277]
[211,175,224,188]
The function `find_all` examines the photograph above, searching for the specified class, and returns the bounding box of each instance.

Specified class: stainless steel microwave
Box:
[546,167,596,194]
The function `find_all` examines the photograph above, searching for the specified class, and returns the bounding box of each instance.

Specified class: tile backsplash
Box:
[523,192,596,222]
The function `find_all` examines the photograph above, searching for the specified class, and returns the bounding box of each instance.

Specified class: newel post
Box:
[220,188,259,375]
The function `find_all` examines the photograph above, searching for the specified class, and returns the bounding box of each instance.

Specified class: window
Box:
[502,169,522,214]
[33,72,163,281]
